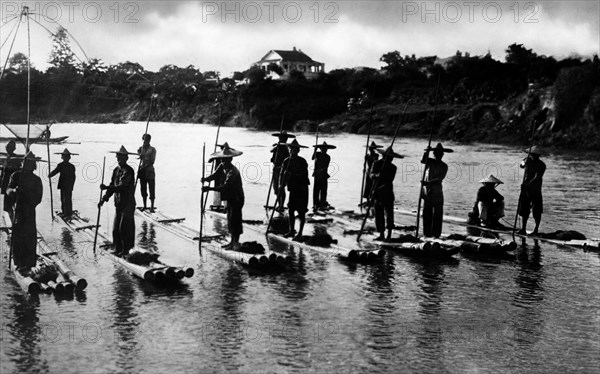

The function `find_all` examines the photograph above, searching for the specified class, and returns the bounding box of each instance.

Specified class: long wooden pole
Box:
[45,125,54,219]
[10,7,31,270]
[134,83,156,191]
[25,7,31,151]
[199,143,206,254]
[202,103,223,211]
[360,102,375,209]
[415,76,441,237]
[357,101,410,241]
[265,115,284,209]
[512,121,537,240]
[92,157,106,253]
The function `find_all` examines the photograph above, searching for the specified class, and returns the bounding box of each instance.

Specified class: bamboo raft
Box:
[57,211,193,283]
[1,213,87,295]
[136,208,290,271]
[394,208,600,250]
[309,207,598,251]
[207,209,384,263]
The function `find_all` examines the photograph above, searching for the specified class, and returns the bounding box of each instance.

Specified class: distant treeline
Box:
[1,37,599,149]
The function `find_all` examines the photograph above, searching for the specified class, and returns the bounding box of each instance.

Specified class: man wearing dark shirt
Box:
[49,148,78,217]
[279,139,309,240]
[1,140,20,222]
[312,141,336,211]
[371,147,403,240]
[203,143,244,249]
[137,133,157,211]
[271,131,295,210]
[472,174,505,228]
[363,141,383,202]
[99,146,136,256]
[518,146,546,235]
[421,143,453,238]
[7,152,43,275]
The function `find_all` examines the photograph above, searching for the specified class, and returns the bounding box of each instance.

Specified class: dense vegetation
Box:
[1,29,599,149]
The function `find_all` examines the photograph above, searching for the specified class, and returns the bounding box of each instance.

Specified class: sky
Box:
[1,1,598,76]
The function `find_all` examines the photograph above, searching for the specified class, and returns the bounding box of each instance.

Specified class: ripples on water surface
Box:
[1,122,599,373]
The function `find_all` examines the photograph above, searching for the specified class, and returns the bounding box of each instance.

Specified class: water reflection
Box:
[413,262,448,372]
[266,242,312,369]
[110,269,141,373]
[362,255,401,372]
[7,294,49,373]
[511,241,545,349]
[211,264,246,372]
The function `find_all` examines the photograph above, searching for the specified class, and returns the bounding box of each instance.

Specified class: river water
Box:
[1,122,599,373]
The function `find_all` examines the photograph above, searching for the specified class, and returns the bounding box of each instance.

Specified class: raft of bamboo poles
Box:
[57,211,193,284]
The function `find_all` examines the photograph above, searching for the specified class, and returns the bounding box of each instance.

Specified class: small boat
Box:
[0,135,69,144]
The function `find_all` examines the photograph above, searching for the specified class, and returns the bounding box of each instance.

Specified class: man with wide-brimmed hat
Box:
[7,151,43,275]
[202,142,245,249]
[371,146,403,240]
[207,143,232,211]
[363,141,383,201]
[279,139,310,239]
[49,148,78,217]
[1,140,20,222]
[99,145,137,256]
[469,174,505,229]
[270,131,296,210]
[421,142,453,238]
[137,133,157,212]
[518,145,546,235]
[312,141,336,211]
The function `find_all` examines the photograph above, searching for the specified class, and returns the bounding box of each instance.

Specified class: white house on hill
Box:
[253,47,325,80]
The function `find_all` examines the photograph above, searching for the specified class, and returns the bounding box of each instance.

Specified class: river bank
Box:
[54,85,599,151]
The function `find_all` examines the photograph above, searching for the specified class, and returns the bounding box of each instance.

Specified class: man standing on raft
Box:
[279,139,310,240]
[518,145,546,235]
[421,143,453,238]
[202,143,244,249]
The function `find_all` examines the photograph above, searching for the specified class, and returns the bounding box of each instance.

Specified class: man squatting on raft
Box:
[99,146,136,257]
[7,152,43,275]
[469,174,506,229]
[137,133,157,212]
[202,143,244,249]
[49,148,78,217]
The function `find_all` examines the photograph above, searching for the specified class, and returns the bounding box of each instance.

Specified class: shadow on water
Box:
[110,268,141,373]
[137,221,158,253]
[6,293,49,373]
[59,228,77,257]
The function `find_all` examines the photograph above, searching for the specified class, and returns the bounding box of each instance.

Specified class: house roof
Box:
[274,50,314,62]
[259,49,317,63]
